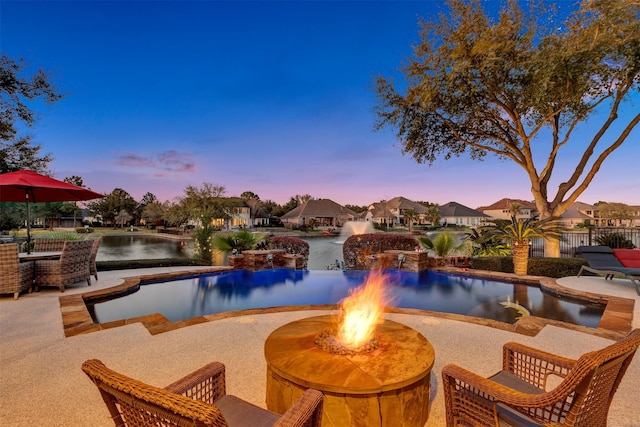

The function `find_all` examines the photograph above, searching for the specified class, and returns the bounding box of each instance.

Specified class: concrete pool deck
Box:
[1,267,639,426]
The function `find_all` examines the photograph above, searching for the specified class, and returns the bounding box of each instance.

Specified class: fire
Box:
[337,270,393,349]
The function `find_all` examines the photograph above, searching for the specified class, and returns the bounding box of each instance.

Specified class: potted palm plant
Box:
[477,216,565,275]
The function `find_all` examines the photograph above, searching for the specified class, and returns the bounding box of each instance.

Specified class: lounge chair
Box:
[576,246,640,295]
[442,328,640,426]
[0,243,34,299]
[82,359,324,427]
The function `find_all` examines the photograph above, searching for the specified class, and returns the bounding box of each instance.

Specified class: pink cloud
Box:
[113,150,196,174]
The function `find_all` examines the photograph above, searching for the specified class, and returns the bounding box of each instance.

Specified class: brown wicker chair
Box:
[82,359,324,427]
[0,243,34,299]
[89,237,101,281]
[442,329,640,426]
[34,239,93,292]
[33,238,67,252]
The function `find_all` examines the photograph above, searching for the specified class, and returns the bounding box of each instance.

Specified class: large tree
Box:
[0,55,62,173]
[374,0,640,256]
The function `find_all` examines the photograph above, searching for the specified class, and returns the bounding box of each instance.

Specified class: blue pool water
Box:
[88,269,604,327]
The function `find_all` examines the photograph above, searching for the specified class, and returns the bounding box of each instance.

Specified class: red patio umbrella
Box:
[0,169,105,252]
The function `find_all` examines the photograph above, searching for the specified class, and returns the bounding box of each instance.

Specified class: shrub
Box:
[75,227,94,233]
[594,232,635,249]
[343,233,417,269]
[469,256,587,278]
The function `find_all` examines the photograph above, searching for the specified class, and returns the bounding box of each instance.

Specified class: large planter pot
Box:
[511,240,530,275]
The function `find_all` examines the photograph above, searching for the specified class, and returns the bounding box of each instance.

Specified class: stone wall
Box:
[366,250,437,272]
[229,249,304,271]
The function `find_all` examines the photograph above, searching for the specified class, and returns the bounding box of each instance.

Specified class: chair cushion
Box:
[215,395,281,427]
[613,249,640,268]
[497,404,544,427]
[489,371,545,395]
[489,371,545,427]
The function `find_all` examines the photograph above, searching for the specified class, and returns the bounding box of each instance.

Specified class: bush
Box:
[343,233,417,269]
[594,232,635,249]
[75,227,94,233]
[469,256,511,272]
[469,256,587,278]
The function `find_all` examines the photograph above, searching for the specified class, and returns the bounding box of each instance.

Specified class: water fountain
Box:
[335,221,376,244]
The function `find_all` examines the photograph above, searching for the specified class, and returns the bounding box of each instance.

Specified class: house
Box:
[364,196,429,227]
[280,199,357,227]
[559,201,598,227]
[439,201,490,227]
[477,198,538,220]
[560,202,640,227]
[245,199,271,227]
[362,202,395,226]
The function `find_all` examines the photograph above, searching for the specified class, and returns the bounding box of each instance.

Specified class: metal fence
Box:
[530,227,640,258]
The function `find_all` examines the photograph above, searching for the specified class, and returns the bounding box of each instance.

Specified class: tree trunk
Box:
[544,238,561,258]
[512,240,530,275]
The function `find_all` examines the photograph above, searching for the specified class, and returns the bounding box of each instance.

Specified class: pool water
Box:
[88,269,604,327]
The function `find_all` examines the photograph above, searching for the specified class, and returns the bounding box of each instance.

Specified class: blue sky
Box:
[2,1,638,208]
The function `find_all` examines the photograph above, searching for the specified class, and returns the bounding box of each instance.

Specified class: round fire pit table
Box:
[264,315,435,427]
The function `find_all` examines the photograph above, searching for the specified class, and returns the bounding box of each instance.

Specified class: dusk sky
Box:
[2,1,638,208]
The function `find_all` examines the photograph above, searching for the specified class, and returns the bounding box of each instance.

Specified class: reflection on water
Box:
[97,235,194,261]
[90,269,604,329]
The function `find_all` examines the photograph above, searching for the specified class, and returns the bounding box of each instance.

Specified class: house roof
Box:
[560,203,593,220]
[439,201,489,218]
[476,198,537,211]
[245,199,270,218]
[367,202,395,218]
[280,199,357,218]
[385,196,427,213]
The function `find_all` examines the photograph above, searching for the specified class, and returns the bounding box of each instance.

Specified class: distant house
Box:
[209,198,271,229]
[245,199,270,227]
[560,202,640,227]
[280,199,357,227]
[362,202,395,226]
[559,201,598,227]
[364,196,428,227]
[439,201,489,227]
[477,198,538,220]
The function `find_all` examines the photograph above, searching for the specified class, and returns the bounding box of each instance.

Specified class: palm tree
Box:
[212,230,265,254]
[417,232,465,265]
[425,204,441,227]
[478,216,565,275]
[403,208,419,231]
[463,228,510,256]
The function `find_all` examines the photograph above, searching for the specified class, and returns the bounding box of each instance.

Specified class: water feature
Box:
[335,221,376,244]
[87,269,604,328]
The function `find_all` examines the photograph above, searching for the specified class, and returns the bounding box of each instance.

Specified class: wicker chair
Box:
[442,329,640,426]
[34,239,93,292]
[0,243,34,299]
[89,237,101,281]
[33,238,67,252]
[82,359,324,427]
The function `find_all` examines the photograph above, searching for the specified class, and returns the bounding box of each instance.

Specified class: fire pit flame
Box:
[336,270,393,350]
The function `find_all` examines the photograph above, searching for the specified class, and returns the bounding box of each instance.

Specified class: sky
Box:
[2,0,638,209]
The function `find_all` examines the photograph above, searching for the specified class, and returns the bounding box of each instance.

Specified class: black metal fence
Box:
[530,227,640,258]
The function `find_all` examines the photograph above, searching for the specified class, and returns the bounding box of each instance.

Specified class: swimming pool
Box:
[88,269,604,327]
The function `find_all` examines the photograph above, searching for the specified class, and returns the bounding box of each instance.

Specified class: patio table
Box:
[19,252,62,262]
